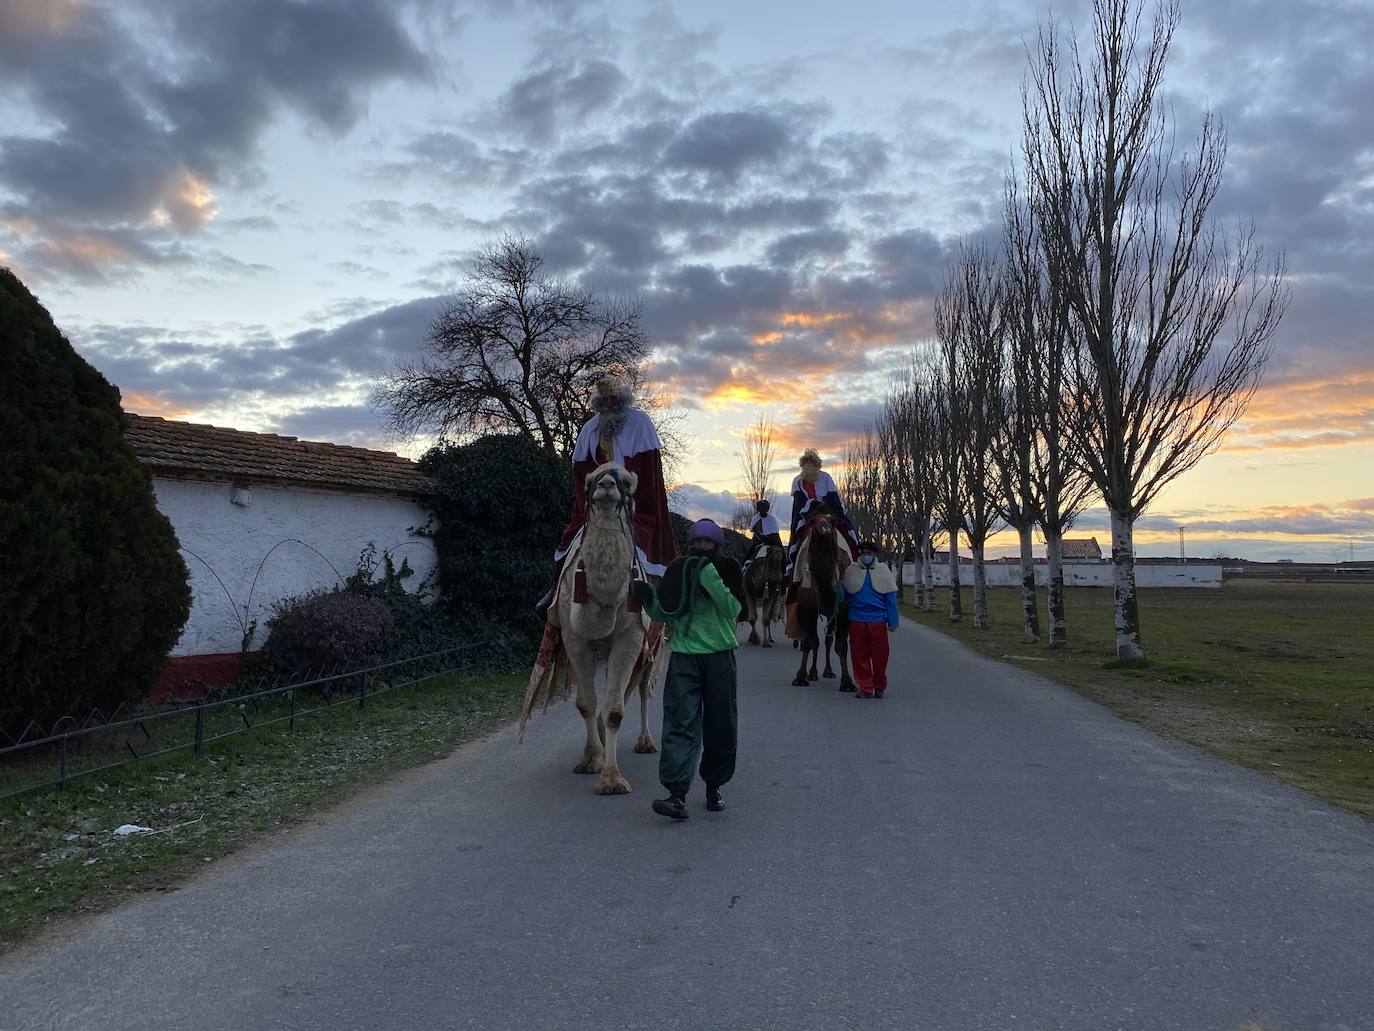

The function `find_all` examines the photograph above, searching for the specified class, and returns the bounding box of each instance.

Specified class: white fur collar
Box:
[843,561,896,595]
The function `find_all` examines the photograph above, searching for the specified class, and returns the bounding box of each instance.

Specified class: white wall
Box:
[901,562,1222,589]
[152,478,438,656]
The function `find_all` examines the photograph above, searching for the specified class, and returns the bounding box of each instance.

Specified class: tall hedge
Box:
[419,434,572,640]
[0,269,190,736]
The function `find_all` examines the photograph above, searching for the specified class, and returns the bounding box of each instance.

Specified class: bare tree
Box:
[375,235,652,459]
[941,242,1008,629]
[1002,178,1095,647]
[728,498,755,534]
[1023,0,1287,658]
[928,297,965,623]
[738,412,780,507]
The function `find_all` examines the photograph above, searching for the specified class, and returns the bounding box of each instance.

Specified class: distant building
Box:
[1061,537,1103,562]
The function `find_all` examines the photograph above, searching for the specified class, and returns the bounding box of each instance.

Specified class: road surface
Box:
[4,621,1373,1030]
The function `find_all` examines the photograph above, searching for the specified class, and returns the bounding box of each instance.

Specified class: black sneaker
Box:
[705,787,725,812]
[652,794,689,821]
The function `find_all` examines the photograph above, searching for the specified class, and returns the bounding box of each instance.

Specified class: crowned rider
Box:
[787,449,858,568]
[535,375,679,619]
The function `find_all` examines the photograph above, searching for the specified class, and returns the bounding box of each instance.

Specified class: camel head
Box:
[586,462,637,515]
[809,511,834,538]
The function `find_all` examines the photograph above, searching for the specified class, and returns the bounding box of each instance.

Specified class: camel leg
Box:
[565,638,604,775]
[635,630,665,754]
[792,641,810,687]
[634,670,657,754]
[595,636,636,795]
[822,622,837,678]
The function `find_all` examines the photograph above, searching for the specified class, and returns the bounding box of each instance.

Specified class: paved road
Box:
[5,622,1374,1031]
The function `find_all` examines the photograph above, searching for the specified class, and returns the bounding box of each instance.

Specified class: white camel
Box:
[521,462,661,795]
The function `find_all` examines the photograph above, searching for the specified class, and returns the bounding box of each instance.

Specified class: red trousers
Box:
[849,619,891,696]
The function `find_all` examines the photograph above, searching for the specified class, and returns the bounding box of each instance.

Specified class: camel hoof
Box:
[595,770,632,795]
[634,734,658,754]
[823,671,837,679]
[763,641,773,648]
[792,676,808,687]
[748,633,760,645]
[573,757,604,775]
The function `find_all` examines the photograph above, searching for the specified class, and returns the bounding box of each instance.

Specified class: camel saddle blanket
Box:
[546,528,649,629]
[841,560,897,596]
[791,534,852,589]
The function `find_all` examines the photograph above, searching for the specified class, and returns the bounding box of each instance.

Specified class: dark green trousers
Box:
[658,650,738,796]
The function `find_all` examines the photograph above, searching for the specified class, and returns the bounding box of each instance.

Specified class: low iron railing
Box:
[0,644,481,800]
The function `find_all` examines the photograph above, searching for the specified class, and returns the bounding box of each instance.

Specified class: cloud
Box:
[74,295,441,424]
[0,0,428,281]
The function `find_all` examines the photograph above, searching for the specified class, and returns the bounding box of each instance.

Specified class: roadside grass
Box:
[903,580,1374,819]
[0,670,525,953]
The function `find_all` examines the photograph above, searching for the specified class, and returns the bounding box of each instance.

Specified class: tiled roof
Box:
[123,413,434,497]
[1061,537,1103,559]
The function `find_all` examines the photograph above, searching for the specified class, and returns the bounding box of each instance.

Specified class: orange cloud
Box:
[1223,372,1374,452]
[121,392,194,420]
[152,168,220,232]
[0,0,84,36]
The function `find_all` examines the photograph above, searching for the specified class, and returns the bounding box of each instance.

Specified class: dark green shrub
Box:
[0,268,190,736]
[419,434,572,641]
[261,590,396,678]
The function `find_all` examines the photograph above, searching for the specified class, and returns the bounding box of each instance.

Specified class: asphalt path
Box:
[4,620,1373,1031]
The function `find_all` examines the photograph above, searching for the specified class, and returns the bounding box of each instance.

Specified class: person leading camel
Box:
[842,539,899,699]
[632,519,745,821]
[536,375,678,619]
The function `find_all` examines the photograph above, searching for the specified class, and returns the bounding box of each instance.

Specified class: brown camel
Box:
[787,512,854,689]
[742,543,786,647]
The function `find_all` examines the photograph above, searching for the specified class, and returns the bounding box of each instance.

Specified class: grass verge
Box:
[0,670,525,954]
[904,580,1374,819]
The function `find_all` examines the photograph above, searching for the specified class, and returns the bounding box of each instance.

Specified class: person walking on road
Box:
[842,539,899,699]
[633,518,745,821]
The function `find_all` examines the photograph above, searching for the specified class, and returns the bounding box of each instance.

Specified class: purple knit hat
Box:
[688,518,725,546]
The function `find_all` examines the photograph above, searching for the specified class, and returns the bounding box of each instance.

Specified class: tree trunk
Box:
[1018,523,1040,643]
[947,527,962,622]
[1045,528,1067,648]
[971,539,988,628]
[922,532,935,610]
[1110,509,1144,660]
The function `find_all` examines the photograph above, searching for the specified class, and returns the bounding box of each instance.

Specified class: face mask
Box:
[860,554,875,567]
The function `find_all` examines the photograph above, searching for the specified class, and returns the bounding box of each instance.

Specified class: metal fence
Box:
[0,644,481,800]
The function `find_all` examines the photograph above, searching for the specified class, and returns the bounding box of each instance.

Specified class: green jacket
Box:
[644,561,741,655]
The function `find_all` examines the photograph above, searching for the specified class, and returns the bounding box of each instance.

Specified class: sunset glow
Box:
[0,0,1368,563]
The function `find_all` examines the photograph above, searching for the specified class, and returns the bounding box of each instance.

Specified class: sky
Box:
[2,0,1372,562]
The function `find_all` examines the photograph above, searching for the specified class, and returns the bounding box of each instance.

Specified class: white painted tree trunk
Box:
[971,539,988,628]
[947,526,962,622]
[1110,509,1144,660]
[1045,529,1067,648]
[1018,523,1040,643]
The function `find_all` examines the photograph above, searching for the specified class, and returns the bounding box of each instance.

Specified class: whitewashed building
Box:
[124,414,438,694]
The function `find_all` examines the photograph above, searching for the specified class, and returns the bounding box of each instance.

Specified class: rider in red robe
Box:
[537,376,678,618]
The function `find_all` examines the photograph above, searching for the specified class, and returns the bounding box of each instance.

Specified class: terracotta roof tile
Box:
[123,413,434,497]
[1061,537,1103,559]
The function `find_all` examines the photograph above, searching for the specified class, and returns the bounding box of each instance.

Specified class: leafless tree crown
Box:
[374,235,653,460]
[1022,0,1288,520]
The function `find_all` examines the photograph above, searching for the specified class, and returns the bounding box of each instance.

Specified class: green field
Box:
[904,580,1374,819]
[0,671,526,953]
